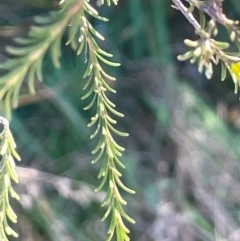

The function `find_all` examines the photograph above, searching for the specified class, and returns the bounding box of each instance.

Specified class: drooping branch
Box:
[0,116,21,241]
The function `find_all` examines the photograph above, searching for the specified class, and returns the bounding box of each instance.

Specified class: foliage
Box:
[0,0,134,240]
[1,0,240,241]
[0,117,20,241]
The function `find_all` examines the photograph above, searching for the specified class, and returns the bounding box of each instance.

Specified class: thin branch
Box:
[172,0,201,31]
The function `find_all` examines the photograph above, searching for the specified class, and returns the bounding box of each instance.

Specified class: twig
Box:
[172,0,201,31]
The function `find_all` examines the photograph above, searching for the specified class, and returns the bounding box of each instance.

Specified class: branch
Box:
[0,116,21,241]
[172,0,201,31]
[0,0,85,119]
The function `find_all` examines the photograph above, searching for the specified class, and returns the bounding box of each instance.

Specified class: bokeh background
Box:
[1,0,240,240]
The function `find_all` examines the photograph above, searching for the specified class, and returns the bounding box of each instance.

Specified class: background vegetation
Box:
[1,0,240,240]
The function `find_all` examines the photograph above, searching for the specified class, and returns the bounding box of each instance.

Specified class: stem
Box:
[172,0,201,31]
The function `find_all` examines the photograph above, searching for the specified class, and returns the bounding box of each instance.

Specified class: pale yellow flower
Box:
[231,62,240,80]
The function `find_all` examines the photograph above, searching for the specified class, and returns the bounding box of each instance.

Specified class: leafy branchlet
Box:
[63,1,136,240]
[0,0,86,118]
[0,117,21,241]
[0,0,135,241]
[76,6,135,241]
[174,0,240,93]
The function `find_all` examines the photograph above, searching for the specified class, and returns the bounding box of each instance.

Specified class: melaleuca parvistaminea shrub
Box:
[0,1,134,241]
[1,1,240,241]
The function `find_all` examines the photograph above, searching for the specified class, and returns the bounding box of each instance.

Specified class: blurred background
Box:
[1,0,240,240]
